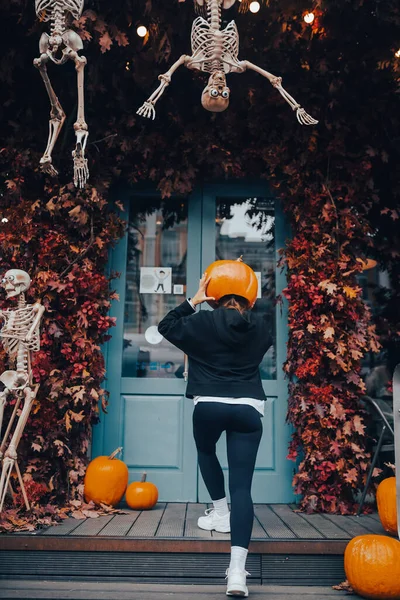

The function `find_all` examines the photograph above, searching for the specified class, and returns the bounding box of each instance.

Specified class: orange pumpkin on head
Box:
[205,257,258,306]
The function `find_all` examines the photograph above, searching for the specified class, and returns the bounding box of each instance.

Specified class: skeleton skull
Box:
[1,270,31,299]
[201,71,230,112]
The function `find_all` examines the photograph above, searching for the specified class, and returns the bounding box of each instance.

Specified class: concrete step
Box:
[0,549,345,586]
[0,581,355,600]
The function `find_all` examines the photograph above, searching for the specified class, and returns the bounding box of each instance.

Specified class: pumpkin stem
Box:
[108,447,123,460]
[236,255,243,262]
[141,472,147,483]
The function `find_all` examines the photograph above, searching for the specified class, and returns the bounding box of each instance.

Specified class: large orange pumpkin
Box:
[125,473,158,510]
[344,534,400,599]
[376,477,398,535]
[84,447,128,507]
[205,257,258,305]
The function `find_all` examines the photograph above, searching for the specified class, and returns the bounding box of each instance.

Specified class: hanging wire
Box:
[193,0,207,17]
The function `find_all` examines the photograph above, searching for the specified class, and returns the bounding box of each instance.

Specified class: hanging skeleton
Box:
[0,271,45,512]
[33,0,89,188]
[137,0,317,125]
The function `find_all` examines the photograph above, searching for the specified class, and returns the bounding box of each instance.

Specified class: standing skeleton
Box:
[34,0,89,188]
[137,0,317,125]
[0,271,45,512]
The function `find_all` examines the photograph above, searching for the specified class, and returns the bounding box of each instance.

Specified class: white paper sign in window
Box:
[140,267,172,294]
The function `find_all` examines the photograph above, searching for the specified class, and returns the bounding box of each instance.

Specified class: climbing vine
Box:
[0,0,399,528]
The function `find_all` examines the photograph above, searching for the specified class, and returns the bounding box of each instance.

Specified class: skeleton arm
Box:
[239,60,318,126]
[25,304,45,342]
[137,55,190,120]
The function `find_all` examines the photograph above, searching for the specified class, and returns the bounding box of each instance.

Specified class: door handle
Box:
[183,354,189,382]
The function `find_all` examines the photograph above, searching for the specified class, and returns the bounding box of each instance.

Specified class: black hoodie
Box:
[158,300,272,400]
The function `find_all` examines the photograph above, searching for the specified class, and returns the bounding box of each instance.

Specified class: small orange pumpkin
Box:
[206,257,258,305]
[344,534,400,599]
[376,477,398,535]
[84,447,128,507]
[125,473,158,510]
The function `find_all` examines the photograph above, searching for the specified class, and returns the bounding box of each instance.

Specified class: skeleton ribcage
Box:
[35,0,84,21]
[0,307,41,358]
[190,17,240,74]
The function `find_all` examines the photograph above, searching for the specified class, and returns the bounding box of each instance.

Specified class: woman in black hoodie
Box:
[158,273,272,598]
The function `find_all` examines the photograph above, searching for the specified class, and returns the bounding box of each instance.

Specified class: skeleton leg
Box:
[0,386,37,512]
[137,55,189,120]
[71,54,89,189]
[0,388,10,451]
[0,391,21,460]
[0,386,16,503]
[240,60,318,126]
[33,54,66,176]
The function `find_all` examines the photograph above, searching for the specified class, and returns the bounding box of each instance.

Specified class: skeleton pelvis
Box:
[195,0,236,6]
[0,370,29,391]
[62,30,84,52]
[39,30,83,55]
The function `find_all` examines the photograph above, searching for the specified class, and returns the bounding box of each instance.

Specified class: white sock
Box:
[229,546,248,572]
[212,497,229,517]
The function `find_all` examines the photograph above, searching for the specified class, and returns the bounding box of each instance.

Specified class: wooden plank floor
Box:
[29,503,386,540]
[0,504,388,585]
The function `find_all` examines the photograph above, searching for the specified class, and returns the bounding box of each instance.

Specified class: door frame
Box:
[92,181,293,502]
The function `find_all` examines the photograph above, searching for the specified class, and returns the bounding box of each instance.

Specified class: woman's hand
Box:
[191,273,216,307]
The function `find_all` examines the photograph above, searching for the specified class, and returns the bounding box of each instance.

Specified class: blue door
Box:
[92,182,294,503]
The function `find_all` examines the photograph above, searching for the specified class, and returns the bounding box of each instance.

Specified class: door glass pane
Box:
[122,198,187,378]
[216,197,276,380]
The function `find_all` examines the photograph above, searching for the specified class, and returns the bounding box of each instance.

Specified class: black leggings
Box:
[193,402,263,549]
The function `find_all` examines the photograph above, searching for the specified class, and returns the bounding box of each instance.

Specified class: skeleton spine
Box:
[16,294,28,373]
[50,4,66,36]
[16,345,28,374]
[207,0,222,30]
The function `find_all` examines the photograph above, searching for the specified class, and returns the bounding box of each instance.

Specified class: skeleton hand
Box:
[136,77,170,120]
[137,75,171,120]
[295,107,318,126]
[137,101,156,120]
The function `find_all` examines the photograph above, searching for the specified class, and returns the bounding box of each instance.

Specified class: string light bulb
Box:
[303,12,315,24]
[249,1,260,13]
[395,48,400,58]
[137,25,148,38]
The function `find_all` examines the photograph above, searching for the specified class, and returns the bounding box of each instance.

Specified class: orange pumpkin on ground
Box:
[125,473,158,510]
[376,477,398,535]
[84,447,128,507]
[205,257,258,305]
[344,534,400,599]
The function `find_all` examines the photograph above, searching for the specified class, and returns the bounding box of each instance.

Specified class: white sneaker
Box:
[226,568,250,597]
[197,508,231,532]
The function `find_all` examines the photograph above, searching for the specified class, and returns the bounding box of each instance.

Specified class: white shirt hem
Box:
[193,395,264,416]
